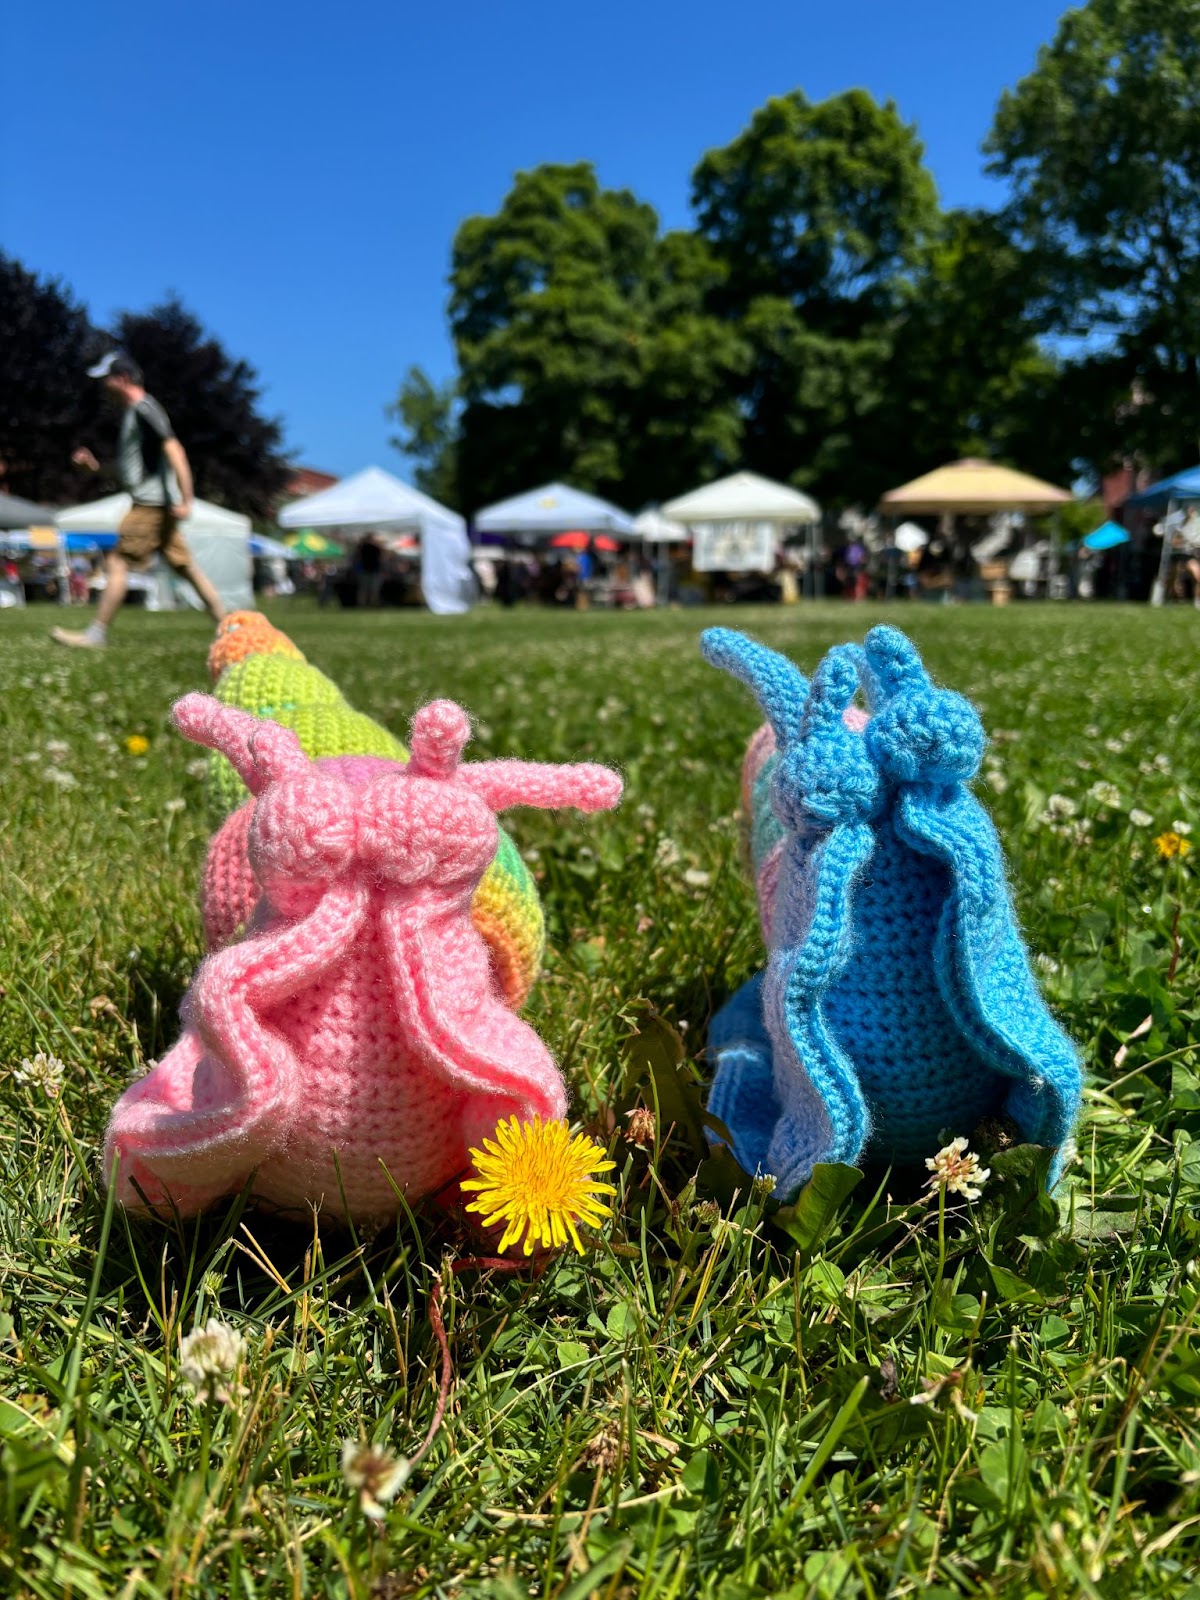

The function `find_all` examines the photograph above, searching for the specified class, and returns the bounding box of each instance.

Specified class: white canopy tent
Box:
[55,492,254,611]
[663,471,820,573]
[474,482,635,539]
[633,508,688,543]
[278,466,473,614]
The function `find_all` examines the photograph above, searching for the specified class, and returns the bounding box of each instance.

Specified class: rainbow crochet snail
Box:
[702,624,1081,1200]
[103,694,622,1222]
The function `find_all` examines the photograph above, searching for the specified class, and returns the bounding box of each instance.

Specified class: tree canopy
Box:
[394,83,1095,513]
[986,0,1200,471]
[400,162,750,513]
[0,254,102,505]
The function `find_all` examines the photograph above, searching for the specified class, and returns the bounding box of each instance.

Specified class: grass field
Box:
[2,599,1200,1599]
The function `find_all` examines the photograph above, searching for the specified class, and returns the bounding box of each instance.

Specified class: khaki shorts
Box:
[116,504,192,572]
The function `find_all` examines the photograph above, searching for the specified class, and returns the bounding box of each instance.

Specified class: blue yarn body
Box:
[702,624,1082,1201]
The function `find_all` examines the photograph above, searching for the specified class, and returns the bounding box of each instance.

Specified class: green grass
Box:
[2,599,1200,1599]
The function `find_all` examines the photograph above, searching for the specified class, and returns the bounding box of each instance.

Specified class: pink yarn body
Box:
[104,695,622,1222]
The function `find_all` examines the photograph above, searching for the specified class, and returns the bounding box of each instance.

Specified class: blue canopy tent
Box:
[474,482,635,544]
[1083,521,1131,552]
[1125,467,1200,508]
[249,533,296,559]
[1126,467,1200,604]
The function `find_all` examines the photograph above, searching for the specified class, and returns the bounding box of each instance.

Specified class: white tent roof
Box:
[277,466,464,535]
[663,471,820,526]
[474,481,635,536]
[633,508,688,543]
[56,492,251,533]
[893,521,929,553]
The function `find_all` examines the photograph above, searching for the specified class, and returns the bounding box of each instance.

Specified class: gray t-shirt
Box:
[117,395,179,506]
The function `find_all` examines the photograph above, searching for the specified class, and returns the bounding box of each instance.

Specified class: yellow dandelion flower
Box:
[462,1115,616,1256]
[1154,830,1192,860]
[125,734,150,756]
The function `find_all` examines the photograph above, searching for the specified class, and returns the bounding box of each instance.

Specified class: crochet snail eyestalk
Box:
[104,694,622,1225]
[201,620,545,1010]
[701,624,1082,1201]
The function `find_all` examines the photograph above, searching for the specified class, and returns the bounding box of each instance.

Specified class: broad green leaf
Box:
[986,1259,1043,1304]
[775,1163,863,1257]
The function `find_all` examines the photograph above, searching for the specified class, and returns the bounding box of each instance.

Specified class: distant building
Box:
[282,466,338,501]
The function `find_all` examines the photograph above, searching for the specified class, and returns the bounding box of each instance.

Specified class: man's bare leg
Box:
[52,551,130,648]
[180,557,227,623]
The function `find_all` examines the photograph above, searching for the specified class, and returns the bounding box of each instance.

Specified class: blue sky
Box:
[4,0,1066,478]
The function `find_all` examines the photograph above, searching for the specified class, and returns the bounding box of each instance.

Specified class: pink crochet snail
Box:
[103,693,622,1223]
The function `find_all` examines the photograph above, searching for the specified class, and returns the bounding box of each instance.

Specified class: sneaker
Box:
[51,626,106,649]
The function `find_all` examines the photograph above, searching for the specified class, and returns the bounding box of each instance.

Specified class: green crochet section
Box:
[207,655,408,815]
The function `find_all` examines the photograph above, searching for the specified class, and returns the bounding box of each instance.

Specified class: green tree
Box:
[985,0,1200,471]
[449,162,658,508]
[114,297,291,518]
[0,253,103,504]
[433,162,748,512]
[874,211,1073,491]
[691,88,940,501]
[387,366,460,509]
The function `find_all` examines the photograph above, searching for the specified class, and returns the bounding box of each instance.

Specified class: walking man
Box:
[52,351,226,648]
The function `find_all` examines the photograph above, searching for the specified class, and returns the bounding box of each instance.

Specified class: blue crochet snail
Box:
[701,623,1081,1200]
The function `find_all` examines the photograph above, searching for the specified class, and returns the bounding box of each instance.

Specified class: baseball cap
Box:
[87,350,135,379]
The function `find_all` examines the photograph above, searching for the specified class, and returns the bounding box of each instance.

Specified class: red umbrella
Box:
[593,535,621,553]
[549,530,589,551]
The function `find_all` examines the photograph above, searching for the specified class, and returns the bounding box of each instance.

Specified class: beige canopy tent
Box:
[880,458,1072,515]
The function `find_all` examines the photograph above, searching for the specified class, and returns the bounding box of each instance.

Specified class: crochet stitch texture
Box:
[104,694,622,1222]
[201,614,544,1010]
[702,624,1081,1199]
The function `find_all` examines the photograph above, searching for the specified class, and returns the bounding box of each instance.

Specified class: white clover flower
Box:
[44,739,70,758]
[43,767,77,789]
[655,837,682,868]
[1104,738,1124,754]
[1089,781,1121,808]
[683,867,711,888]
[178,1319,245,1405]
[185,758,210,781]
[987,770,1009,794]
[1035,953,1062,976]
[925,1137,990,1201]
[1045,794,1077,819]
[1173,820,1193,836]
[1129,809,1154,829]
[13,1051,66,1098]
[340,1440,410,1519]
[164,798,186,814]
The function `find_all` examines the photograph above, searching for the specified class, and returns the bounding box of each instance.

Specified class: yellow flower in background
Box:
[125,734,150,756]
[1154,831,1192,860]
[463,1115,616,1255]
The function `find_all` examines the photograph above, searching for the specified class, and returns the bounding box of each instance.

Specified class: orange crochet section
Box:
[207,610,305,680]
